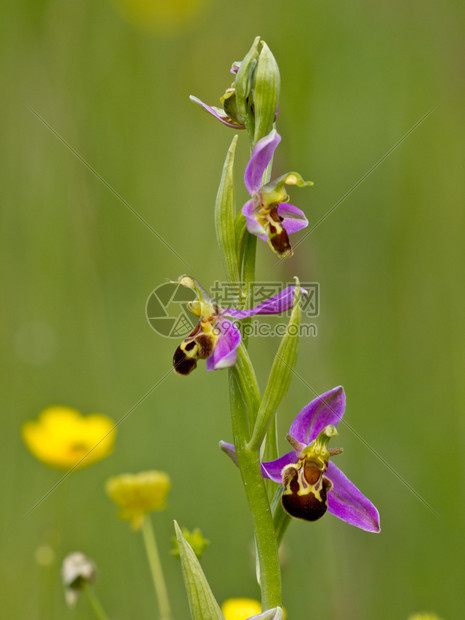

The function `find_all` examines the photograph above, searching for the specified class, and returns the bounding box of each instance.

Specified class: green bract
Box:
[215,135,240,284]
[234,37,280,145]
[252,42,280,145]
[249,279,303,451]
[174,521,224,620]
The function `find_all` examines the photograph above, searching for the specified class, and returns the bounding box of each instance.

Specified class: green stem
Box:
[241,233,257,348]
[85,586,109,620]
[141,516,172,620]
[230,368,282,609]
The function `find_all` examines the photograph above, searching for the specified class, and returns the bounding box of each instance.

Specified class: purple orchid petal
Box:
[224,285,305,319]
[244,130,281,194]
[278,203,309,235]
[230,61,240,74]
[289,387,346,445]
[242,199,267,240]
[219,441,238,466]
[206,318,241,371]
[189,96,245,129]
[261,451,296,483]
[326,461,380,532]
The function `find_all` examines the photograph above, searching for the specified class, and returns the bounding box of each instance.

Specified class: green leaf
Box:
[215,135,240,284]
[252,42,280,145]
[174,521,224,620]
[249,279,302,451]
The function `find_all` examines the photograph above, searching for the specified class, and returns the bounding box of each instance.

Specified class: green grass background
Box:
[1,0,464,618]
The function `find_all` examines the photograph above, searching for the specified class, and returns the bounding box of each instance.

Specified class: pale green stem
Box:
[141,516,172,620]
[85,586,109,620]
[241,234,257,348]
[226,105,284,610]
[230,368,282,609]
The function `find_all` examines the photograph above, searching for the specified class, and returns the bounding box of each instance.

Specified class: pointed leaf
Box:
[215,135,240,284]
[174,521,225,620]
[249,280,303,451]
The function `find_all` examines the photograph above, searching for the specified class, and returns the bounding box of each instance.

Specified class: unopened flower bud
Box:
[234,37,280,144]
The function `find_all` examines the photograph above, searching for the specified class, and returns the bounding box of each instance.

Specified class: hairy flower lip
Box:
[221,386,380,533]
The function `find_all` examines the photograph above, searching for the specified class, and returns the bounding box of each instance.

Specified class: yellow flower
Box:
[221,598,262,620]
[22,407,116,470]
[106,470,171,530]
[114,0,207,34]
[408,615,443,620]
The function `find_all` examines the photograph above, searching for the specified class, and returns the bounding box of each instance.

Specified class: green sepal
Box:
[261,172,313,207]
[215,135,240,284]
[235,36,260,136]
[249,279,302,451]
[174,521,225,620]
[252,41,280,145]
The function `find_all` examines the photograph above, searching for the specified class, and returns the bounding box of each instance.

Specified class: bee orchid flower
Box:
[242,129,313,258]
[221,386,380,533]
[173,276,304,376]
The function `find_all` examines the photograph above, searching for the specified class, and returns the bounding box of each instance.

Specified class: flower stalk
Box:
[84,586,109,620]
[141,516,172,620]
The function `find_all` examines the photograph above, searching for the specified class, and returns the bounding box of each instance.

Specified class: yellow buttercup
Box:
[22,406,116,470]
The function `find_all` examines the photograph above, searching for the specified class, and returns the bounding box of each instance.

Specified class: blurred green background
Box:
[1,0,464,618]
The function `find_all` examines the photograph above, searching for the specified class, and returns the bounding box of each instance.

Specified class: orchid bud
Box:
[234,37,280,144]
